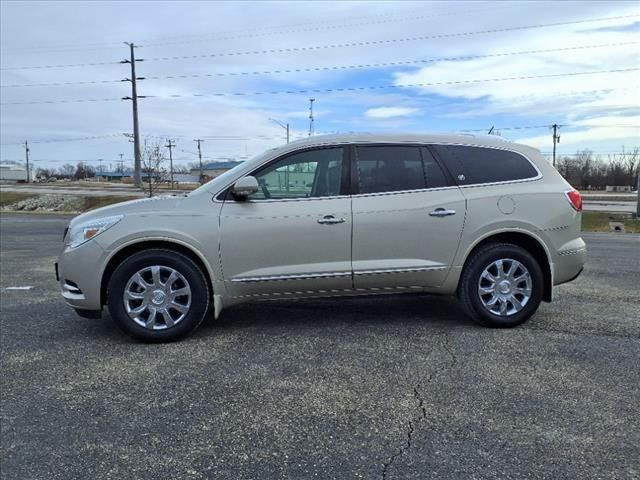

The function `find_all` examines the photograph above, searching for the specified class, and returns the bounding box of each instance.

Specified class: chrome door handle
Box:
[429,208,456,217]
[317,215,346,225]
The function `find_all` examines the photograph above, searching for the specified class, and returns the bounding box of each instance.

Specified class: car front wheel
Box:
[107,249,210,342]
[458,243,543,328]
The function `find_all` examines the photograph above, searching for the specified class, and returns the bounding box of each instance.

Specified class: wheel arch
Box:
[460,230,553,302]
[100,239,215,306]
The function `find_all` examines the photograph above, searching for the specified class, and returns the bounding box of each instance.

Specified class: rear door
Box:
[219,146,352,298]
[351,144,466,290]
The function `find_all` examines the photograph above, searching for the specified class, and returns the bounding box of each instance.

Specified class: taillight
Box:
[564,189,582,212]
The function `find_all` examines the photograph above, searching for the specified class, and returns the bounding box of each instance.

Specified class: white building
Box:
[0,164,31,183]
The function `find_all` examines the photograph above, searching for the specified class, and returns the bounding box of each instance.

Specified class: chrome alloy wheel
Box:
[123,265,192,330]
[477,258,532,317]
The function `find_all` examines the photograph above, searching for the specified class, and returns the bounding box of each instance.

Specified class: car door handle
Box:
[317,215,346,225]
[429,208,456,217]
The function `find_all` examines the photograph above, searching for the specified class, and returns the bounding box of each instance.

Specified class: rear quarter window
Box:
[431,145,538,185]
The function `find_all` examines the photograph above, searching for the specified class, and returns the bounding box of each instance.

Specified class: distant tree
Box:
[622,147,638,187]
[73,162,95,180]
[36,167,56,179]
[555,147,639,190]
[58,163,75,178]
[141,140,166,197]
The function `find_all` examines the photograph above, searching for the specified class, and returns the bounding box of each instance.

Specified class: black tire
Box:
[107,249,210,342]
[458,243,543,328]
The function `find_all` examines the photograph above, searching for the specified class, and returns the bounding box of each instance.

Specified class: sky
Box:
[1,0,639,172]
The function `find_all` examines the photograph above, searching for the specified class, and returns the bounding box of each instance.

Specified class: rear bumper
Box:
[555,266,583,286]
[553,237,587,285]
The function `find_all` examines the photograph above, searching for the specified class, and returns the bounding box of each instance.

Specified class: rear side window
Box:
[355,145,448,194]
[431,145,538,185]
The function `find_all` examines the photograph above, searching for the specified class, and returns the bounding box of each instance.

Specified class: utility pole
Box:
[636,159,640,218]
[118,153,124,174]
[23,141,30,183]
[551,124,561,167]
[98,158,104,181]
[308,98,315,136]
[165,139,176,189]
[269,118,290,143]
[194,139,204,184]
[121,42,146,187]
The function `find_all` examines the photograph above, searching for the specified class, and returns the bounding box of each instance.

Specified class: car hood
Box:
[68,195,188,228]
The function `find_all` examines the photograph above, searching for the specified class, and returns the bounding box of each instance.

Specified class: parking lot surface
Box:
[1,213,639,479]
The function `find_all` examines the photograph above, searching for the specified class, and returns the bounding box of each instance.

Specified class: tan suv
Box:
[56,133,586,341]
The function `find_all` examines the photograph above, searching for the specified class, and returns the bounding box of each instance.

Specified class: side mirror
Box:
[232,176,259,199]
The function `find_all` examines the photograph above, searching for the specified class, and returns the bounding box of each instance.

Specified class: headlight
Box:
[66,215,124,249]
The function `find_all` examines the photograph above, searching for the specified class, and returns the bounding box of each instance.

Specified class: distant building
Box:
[0,164,31,183]
[95,171,132,182]
[605,185,633,192]
[190,161,242,181]
[170,173,200,184]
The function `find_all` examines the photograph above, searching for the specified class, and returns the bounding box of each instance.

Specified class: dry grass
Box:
[582,212,640,233]
[0,191,36,207]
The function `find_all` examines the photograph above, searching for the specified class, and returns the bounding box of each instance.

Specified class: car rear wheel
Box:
[458,243,543,328]
[107,249,209,342]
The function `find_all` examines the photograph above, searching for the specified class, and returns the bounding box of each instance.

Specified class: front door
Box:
[220,146,352,299]
[351,144,466,290]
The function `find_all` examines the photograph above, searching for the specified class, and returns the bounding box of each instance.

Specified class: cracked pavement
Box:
[1,214,639,479]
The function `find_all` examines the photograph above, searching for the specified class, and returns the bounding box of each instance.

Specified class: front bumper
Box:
[57,240,106,311]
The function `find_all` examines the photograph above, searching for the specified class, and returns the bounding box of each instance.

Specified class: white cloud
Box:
[364,106,420,119]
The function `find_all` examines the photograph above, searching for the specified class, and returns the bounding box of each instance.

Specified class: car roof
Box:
[285,132,522,149]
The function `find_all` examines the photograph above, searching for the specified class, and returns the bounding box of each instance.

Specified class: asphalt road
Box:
[1,214,639,479]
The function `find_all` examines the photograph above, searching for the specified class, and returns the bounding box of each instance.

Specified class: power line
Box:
[1,6,491,54]
[1,79,122,88]
[140,15,640,64]
[5,41,636,89]
[143,67,640,98]
[0,97,123,106]
[0,60,120,71]
[460,123,639,132]
[3,14,637,71]
[1,68,635,106]
[0,134,123,146]
[144,42,640,80]
[138,4,536,47]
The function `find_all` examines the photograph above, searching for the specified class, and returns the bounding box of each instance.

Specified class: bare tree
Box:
[73,162,95,180]
[36,167,56,179]
[141,140,166,197]
[58,163,75,178]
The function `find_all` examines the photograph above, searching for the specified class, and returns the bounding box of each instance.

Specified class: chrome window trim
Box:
[227,194,351,204]
[213,140,543,202]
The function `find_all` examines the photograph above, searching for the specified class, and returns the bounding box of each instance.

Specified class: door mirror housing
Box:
[232,176,259,199]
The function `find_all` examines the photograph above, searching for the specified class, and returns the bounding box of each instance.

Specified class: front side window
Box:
[249,147,344,199]
[355,145,448,194]
[431,145,538,185]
